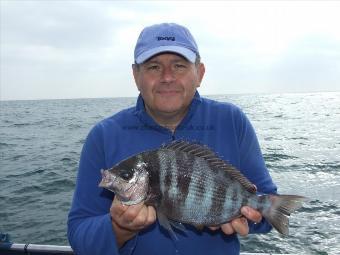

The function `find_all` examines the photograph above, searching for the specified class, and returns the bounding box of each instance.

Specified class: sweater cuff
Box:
[105,213,139,255]
[248,217,272,234]
[119,234,138,255]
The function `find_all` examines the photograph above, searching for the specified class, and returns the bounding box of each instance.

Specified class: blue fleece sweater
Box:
[67,92,277,255]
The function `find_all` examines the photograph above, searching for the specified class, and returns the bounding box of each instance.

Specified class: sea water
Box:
[0,92,339,254]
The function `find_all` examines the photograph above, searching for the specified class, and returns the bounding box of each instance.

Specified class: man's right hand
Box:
[110,196,156,247]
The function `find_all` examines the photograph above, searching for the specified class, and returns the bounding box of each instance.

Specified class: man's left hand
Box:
[209,206,262,236]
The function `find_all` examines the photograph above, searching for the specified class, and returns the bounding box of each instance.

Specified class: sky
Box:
[1,0,340,101]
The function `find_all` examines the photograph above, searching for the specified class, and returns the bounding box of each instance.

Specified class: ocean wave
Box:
[303,162,340,173]
[6,168,45,178]
[263,152,298,162]
[13,185,44,195]
[12,123,31,127]
[1,93,339,253]
[0,142,15,147]
[41,179,75,194]
[300,200,339,213]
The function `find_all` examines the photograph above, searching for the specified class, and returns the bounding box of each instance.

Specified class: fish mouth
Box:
[98,169,135,195]
[98,169,116,189]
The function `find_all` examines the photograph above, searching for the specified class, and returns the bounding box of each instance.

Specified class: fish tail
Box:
[261,194,306,235]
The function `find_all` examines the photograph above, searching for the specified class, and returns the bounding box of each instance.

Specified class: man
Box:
[68,23,277,255]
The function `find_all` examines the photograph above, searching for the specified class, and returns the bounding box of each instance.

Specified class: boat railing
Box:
[0,242,295,255]
[0,232,295,255]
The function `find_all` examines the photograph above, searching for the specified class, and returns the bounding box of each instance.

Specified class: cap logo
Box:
[157,36,175,41]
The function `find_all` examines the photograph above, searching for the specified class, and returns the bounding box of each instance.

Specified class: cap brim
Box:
[135,46,196,64]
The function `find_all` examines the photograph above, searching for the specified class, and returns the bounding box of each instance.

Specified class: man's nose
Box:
[160,67,176,83]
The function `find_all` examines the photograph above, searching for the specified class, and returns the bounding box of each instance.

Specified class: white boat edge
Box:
[0,242,297,255]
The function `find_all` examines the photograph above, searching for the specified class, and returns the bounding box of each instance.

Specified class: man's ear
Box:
[132,64,141,91]
[196,62,205,88]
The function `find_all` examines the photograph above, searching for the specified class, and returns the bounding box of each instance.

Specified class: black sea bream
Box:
[99,141,305,236]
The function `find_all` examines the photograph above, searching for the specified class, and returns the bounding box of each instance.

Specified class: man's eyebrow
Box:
[172,59,189,63]
[143,60,160,65]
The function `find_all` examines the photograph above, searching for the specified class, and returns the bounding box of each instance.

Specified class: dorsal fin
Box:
[162,140,257,194]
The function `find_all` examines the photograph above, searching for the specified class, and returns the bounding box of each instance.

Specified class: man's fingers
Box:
[194,206,262,237]
[221,223,235,235]
[111,198,142,225]
[125,205,156,230]
[130,205,151,227]
[241,206,262,223]
[110,197,156,231]
[146,206,157,225]
[111,197,130,216]
[231,217,249,236]
[208,226,219,231]
[220,217,249,236]
[109,199,156,247]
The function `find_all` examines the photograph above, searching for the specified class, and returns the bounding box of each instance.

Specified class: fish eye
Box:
[119,170,133,181]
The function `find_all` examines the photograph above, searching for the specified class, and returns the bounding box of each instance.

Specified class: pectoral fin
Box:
[157,210,187,240]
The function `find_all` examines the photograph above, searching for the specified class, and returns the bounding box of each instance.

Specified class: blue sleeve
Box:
[234,107,278,234]
[67,124,137,255]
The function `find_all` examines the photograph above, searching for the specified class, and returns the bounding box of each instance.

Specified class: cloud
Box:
[0,1,141,100]
[1,1,340,100]
[267,35,340,92]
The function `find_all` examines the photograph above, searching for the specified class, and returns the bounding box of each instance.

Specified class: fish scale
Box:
[182,167,214,222]
[99,140,306,237]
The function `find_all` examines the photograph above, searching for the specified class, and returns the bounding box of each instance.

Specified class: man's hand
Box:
[209,206,262,236]
[110,197,156,247]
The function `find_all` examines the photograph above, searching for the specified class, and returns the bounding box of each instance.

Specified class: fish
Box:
[99,140,306,237]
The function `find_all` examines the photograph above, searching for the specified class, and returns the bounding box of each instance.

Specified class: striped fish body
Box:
[99,141,305,236]
[143,148,263,226]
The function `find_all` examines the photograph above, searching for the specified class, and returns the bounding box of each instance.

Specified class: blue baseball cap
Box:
[134,23,200,64]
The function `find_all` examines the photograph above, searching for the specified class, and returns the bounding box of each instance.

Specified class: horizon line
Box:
[1,90,339,102]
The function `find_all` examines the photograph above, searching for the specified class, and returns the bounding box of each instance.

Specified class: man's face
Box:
[133,53,205,120]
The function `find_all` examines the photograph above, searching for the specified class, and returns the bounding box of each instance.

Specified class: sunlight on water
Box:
[1,92,339,254]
